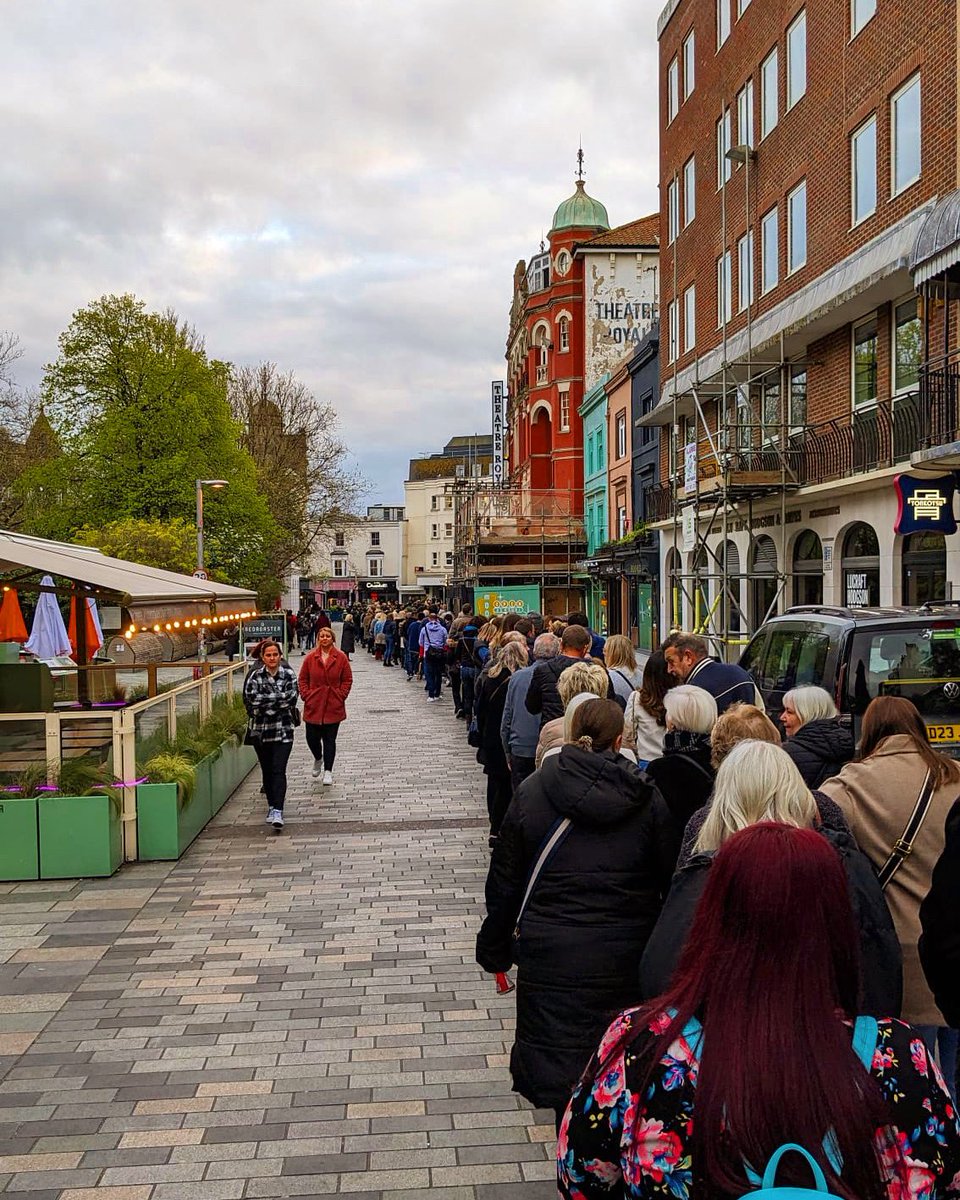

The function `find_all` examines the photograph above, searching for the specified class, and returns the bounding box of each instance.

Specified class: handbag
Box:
[291,707,302,728]
[243,724,257,746]
[467,717,481,748]
[513,816,573,940]
[877,769,935,890]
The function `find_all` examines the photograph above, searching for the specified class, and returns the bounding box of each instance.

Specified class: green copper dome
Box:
[551,179,610,233]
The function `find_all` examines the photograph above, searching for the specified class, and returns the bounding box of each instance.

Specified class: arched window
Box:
[793,530,823,607]
[557,315,570,353]
[842,522,880,607]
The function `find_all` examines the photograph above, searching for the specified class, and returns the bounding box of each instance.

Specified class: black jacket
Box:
[640,816,902,1018]
[339,622,356,654]
[524,654,620,726]
[475,668,512,777]
[781,718,855,789]
[644,737,715,871]
[919,798,960,1027]
[476,747,673,1111]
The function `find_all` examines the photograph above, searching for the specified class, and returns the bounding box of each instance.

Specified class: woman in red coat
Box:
[298,626,353,787]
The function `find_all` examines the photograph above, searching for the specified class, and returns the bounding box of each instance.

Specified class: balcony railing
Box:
[918,351,960,451]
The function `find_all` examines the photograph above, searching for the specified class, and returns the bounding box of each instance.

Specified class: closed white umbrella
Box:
[25,575,72,658]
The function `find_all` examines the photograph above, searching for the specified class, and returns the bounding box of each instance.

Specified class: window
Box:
[431,551,439,567]
[334,531,345,547]
[717,251,733,326]
[667,178,679,244]
[717,108,732,186]
[736,231,754,311]
[786,11,807,110]
[852,116,877,224]
[737,0,751,13]
[892,75,921,195]
[683,156,696,226]
[616,411,627,459]
[761,48,779,139]
[787,180,807,273]
[617,505,628,538]
[445,551,454,567]
[683,31,695,99]
[717,0,730,47]
[737,79,755,148]
[444,522,453,537]
[683,285,696,352]
[333,558,346,577]
[894,297,921,393]
[851,0,876,37]
[790,367,807,430]
[668,300,679,363]
[761,379,780,443]
[370,530,380,546]
[431,522,439,539]
[761,206,779,294]
[558,316,570,352]
[559,391,570,431]
[555,249,571,276]
[536,332,548,384]
[853,315,879,407]
[444,493,453,509]
[667,57,679,122]
[368,557,382,577]
[430,495,439,511]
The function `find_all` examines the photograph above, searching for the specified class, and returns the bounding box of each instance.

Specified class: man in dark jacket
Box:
[404,613,424,680]
[524,625,618,726]
[919,798,960,1027]
[662,631,757,713]
[567,611,605,660]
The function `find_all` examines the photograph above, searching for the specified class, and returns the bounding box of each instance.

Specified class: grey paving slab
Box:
[0,645,555,1196]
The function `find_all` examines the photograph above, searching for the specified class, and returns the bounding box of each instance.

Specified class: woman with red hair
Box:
[558,824,960,1200]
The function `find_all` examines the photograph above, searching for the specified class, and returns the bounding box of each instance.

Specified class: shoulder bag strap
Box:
[877,769,936,891]
[513,816,573,940]
[614,668,635,690]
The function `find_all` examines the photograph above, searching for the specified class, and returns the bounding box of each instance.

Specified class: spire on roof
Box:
[577,141,584,181]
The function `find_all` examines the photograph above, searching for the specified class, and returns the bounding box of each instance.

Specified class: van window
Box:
[755,627,834,698]
[847,627,960,715]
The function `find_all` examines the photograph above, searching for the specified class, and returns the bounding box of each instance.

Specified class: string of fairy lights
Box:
[124,610,258,638]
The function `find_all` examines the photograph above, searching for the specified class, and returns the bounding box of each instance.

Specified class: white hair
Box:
[533,632,561,660]
[694,739,818,854]
[782,685,837,726]
[664,684,717,735]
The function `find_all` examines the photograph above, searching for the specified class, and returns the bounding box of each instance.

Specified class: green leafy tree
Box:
[73,517,198,574]
[39,294,278,592]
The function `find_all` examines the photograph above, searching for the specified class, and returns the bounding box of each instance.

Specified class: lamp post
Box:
[196,479,228,574]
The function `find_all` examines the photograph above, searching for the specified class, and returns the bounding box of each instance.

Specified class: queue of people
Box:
[468,625,960,1197]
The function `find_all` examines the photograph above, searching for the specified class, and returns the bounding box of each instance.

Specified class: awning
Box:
[910,189,960,284]
[0,530,258,626]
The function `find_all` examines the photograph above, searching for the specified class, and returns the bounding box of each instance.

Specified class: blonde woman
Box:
[603,634,642,703]
[536,661,612,767]
[475,640,529,840]
[640,739,901,1016]
[476,615,505,665]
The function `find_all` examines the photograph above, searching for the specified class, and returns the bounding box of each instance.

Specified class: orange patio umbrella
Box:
[68,594,104,662]
[0,587,28,643]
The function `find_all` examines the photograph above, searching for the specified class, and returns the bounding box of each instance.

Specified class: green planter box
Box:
[136,782,182,860]
[0,795,40,880]
[38,794,122,879]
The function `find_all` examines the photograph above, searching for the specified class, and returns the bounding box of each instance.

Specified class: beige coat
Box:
[819,733,959,1026]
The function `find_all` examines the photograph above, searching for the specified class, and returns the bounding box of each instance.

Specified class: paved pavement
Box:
[0,646,556,1199]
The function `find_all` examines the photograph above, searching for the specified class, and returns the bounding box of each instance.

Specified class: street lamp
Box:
[196,479,228,574]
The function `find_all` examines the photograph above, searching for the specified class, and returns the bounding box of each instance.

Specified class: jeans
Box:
[510,754,536,793]
[450,669,463,713]
[384,635,395,664]
[254,739,293,811]
[424,654,443,698]
[916,1025,959,1098]
[459,665,477,723]
[305,721,340,771]
[405,646,419,677]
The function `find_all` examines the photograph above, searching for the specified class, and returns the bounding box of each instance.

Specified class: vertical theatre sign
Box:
[491,381,505,486]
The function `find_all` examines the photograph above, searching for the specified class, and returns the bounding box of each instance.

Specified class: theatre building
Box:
[643,0,960,649]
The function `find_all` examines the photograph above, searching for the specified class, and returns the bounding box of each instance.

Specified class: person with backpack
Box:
[419,608,448,701]
[452,613,483,724]
[559,822,960,1200]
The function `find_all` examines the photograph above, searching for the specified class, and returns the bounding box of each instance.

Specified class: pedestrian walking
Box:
[298,625,353,787]
[819,695,960,1078]
[474,640,528,840]
[419,608,447,701]
[780,684,855,788]
[621,650,674,768]
[477,697,672,1129]
[339,613,356,658]
[560,823,960,1200]
[222,623,240,663]
[662,630,758,713]
[500,632,561,792]
[242,640,300,829]
[640,740,902,1018]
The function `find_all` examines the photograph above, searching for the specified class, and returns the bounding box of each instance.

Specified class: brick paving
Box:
[0,643,556,1198]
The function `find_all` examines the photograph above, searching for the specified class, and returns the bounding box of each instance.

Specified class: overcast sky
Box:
[2,1,662,505]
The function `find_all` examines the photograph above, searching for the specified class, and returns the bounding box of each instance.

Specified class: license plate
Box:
[927,724,960,744]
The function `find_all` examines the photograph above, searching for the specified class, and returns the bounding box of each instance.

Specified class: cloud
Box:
[1,0,662,502]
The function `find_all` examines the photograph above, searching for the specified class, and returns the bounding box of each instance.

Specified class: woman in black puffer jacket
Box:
[476,699,674,1125]
[779,685,854,788]
[640,739,901,1016]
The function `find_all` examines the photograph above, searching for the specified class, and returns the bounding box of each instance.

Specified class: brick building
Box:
[644,0,960,649]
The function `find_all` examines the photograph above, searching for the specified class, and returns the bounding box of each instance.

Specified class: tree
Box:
[73,517,198,574]
[40,295,278,593]
[228,362,363,584]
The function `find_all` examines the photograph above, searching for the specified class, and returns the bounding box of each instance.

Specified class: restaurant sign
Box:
[894,473,958,535]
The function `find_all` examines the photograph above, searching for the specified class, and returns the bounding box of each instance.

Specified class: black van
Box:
[739,604,960,754]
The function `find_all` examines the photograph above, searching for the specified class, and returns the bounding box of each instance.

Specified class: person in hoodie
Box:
[419,608,448,701]
[476,698,674,1127]
[779,684,855,787]
[639,739,902,1017]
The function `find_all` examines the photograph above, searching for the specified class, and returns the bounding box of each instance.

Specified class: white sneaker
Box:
[311,760,323,778]
[271,809,284,828]
[265,808,275,824]
[322,770,333,787]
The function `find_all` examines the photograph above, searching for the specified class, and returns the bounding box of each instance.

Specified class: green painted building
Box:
[579,375,610,631]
